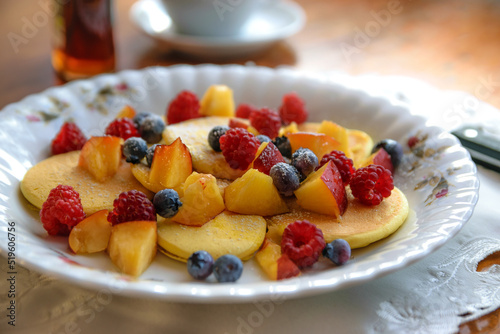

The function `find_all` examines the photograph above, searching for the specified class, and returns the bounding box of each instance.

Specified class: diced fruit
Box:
[279,122,299,136]
[363,148,394,174]
[317,150,355,185]
[166,90,201,124]
[273,136,292,159]
[78,136,124,182]
[323,239,351,266]
[107,220,157,277]
[220,128,261,170]
[317,120,351,157]
[138,114,165,144]
[208,125,229,152]
[291,147,319,179]
[281,220,325,268]
[224,169,288,216]
[372,139,403,170]
[228,118,259,136]
[153,189,182,219]
[294,161,348,216]
[51,122,87,155]
[200,85,235,117]
[213,254,243,283]
[255,239,301,280]
[116,105,136,119]
[279,92,308,125]
[107,190,156,225]
[122,137,148,164]
[251,142,285,175]
[148,138,193,193]
[187,250,214,280]
[171,172,225,226]
[249,108,281,139]
[105,118,140,140]
[287,132,342,160]
[269,162,301,196]
[69,209,112,254]
[350,164,394,206]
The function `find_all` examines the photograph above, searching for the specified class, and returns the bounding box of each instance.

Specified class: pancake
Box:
[20,151,154,215]
[266,187,409,249]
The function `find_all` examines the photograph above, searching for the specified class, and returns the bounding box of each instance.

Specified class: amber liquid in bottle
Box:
[52,0,115,81]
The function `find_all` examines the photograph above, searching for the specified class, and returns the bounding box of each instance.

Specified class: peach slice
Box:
[294,161,347,217]
[108,220,157,277]
[287,132,342,160]
[255,239,301,281]
[317,120,351,157]
[116,105,136,119]
[250,142,285,175]
[78,136,124,182]
[69,209,112,254]
[224,168,288,216]
[200,85,235,117]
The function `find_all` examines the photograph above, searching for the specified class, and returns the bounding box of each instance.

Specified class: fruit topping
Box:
[40,185,86,236]
[364,147,394,173]
[251,142,285,175]
[105,118,140,140]
[200,85,235,117]
[51,122,87,155]
[323,239,351,266]
[187,250,214,280]
[235,103,257,119]
[350,164,394,206]
[272,136,292,159]
[255,239,301,280]
[208,125,229,152]
[317,120,350,155]
[219,127,260,170]
[269,162,301,196]
[122,137,148,164]
[291,147,318,179]
[153,188,182,219]
[146,144,158,167]
[279,92,308,125]
[166,90,201,124]
[317,150,355,185]
[372,139,403,170]
[132,111,152,128]
[69,209,111,254]
[107,190,156,225]
[281,220,325,269]
[256,135,271,143]
[213,254,243,283]
[287,132,341,161]
[78,136,123,182]
[249,107,281,139]
[116,105,136,119]
[137,114,165,144]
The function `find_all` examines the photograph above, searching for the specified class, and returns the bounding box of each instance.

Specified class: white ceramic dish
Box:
[129,0,306,58]
[0,65,478,303]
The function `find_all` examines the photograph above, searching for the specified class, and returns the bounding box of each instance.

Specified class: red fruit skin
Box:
[228,118,249,130]
[372,148,394,174]
[253,142,285,175]
[235,103,257,119]
[321,161,348,216]
[277,254,301,280]
[51,122,87,155]
[279,93,308,125]
[281,220,326,269]
[219,128,260,170]
[318,150,355,186]
[107,190,156,225]
[249,108,281,139]
[166,90,201,125]
[105,118,140,140]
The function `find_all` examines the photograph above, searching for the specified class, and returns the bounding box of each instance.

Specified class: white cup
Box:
[160,0,262,37]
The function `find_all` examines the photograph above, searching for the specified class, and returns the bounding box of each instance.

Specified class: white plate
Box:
[0,65,478,303]
[129,0,306,58]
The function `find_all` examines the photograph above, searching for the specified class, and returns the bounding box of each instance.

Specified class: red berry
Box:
[107,190,156,225]
[253,142,285,175]
[249,108,281,139]
[407,136,419,148]
[317,150,355,185]
[105,118,140,140]
[166,90,201,124]
[40,185,86,236]
[51,122,87,155]
[235,103,257,119]
[219,128,260,170]
[279,93,308,125]
[228,118,249,130]
[281,220,326,268]
[350,164,394,206]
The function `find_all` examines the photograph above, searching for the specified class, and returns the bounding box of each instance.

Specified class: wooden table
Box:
[1,0,499,332]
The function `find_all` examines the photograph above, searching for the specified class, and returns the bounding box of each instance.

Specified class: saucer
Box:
[129,0,306,58]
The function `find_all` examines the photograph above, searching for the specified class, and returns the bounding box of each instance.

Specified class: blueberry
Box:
[269,162,300,196]
[208,126,229,152]
[323,239,351,266]
[213,254,243,283]
[273,136,292,159]
[256,135,271,144]
[139,115,165,144]
[187,251,214,280]
[373,139,404,170]
[122,137,148,164]
[291,147,318,179]
[153,188,182,218]
[132,111,152,128]
[146,144,158,167]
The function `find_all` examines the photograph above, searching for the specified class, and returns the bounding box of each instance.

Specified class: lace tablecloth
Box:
[2,75,500,334]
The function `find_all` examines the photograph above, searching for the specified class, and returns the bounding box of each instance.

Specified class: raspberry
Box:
[40,185,86,236]
[281,220,326,268]
[317,150,355,185]
[235,103,257,119]
[249,108,281,139]
[350,164,394,206]
[105,118,140,140]
[166,90,201,125]
[51,122,87,155]
[279,93,308,125]
[219,128,260,170]
[107,190,156,225]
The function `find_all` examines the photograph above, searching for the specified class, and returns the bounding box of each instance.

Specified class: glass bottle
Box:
[52,0,115,81]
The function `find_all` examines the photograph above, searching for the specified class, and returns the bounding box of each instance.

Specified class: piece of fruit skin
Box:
[294,161,348,217]
[362,147,394,174]
[116,105,136,119]
[69,209,111,254]
[287,132,342,161]
[78,136,124,182]
[255,238,301,280]
[224,169,288,216]
[200,85,235,117]
[107,220,157,277]
[317,120,351,158]
[251,142,285,175]
[372,139,403,170]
